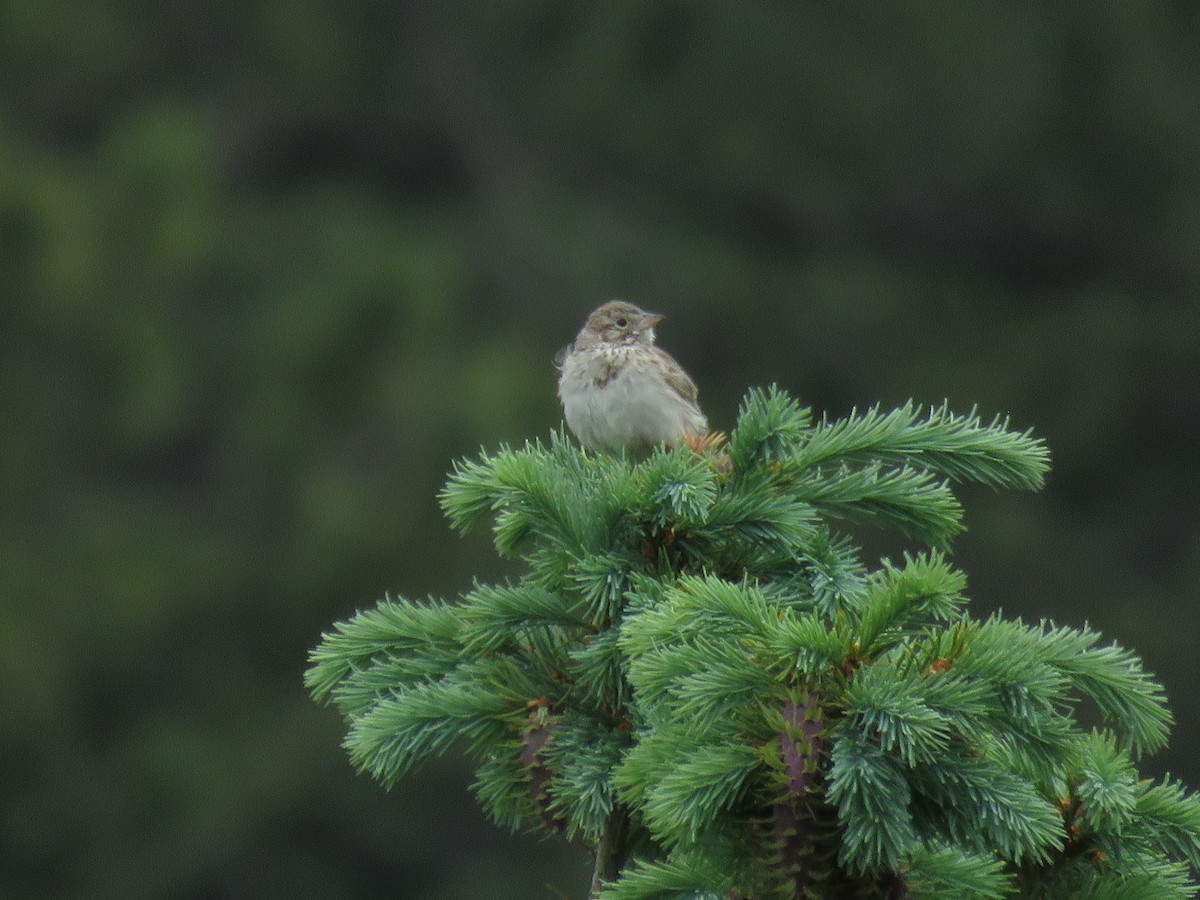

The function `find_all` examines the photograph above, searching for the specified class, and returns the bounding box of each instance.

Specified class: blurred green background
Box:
[3,3,1199,898]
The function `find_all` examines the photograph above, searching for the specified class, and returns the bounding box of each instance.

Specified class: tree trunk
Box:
[589,804,630,897]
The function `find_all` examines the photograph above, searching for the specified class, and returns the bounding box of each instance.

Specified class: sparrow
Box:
[556,300,708,454]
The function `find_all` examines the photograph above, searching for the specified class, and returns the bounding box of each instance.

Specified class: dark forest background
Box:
[3,3,1199,898]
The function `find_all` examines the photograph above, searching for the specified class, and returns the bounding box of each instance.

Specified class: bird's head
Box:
[582,300,663,346]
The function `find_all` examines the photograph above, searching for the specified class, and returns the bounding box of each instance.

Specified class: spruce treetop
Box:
[308,387,1200,899]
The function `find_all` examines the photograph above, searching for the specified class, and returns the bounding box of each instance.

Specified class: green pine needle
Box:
[307,387,1196,897]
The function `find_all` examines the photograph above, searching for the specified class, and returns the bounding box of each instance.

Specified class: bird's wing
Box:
[653,346,701,406]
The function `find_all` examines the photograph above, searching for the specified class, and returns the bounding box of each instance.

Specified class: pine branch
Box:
[855,552,968,657]
[345,661,530,786]
[786,463,965,549]
[635,447,720,528]
[789,401,1051,492]
[1051,636,1172,757]
[458,581,587,653]
[473,749,543,834]
[308,386,1198,898]
[541,716,627,843]
[902,845,1013,899]
[960,618,1172,758]
[764,611,849,681]
[440,435,639,557]
[827,726,919,873]
[795,525,869,619]
[728,384,814,470]
[679,474,814,558]
[1072,730,1138,833]
[1132,778,1200,870]
[905,754,1061,865]
[305,597,462,708]
[841,666,958,768]
[639,741,761,846]
[594,852,739,899]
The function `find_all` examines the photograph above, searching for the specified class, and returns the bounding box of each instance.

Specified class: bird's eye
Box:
[615,317,628,328]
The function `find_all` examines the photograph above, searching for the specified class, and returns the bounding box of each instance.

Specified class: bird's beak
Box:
[640,312,664,329]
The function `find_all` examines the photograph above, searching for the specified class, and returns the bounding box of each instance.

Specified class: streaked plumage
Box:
[557,300,708,454]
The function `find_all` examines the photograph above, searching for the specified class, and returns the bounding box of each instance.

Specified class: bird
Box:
[556,300,708,454]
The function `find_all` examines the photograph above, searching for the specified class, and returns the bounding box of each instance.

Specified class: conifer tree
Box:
[307,387,1200,898]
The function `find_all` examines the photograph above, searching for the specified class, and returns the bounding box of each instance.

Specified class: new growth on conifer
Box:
[307,387,1200,899]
